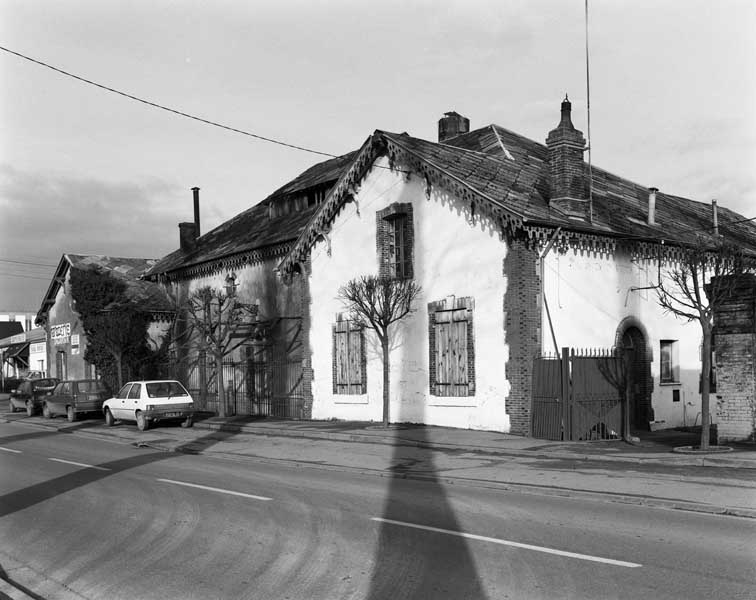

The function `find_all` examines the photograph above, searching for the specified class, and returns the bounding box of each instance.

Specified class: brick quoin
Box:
[503,237,542,435]
[712,274,756,442]
[300,258,314,419]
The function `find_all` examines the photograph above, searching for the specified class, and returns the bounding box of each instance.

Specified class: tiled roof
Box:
[0,321,23,341]
[36,255,172,324]
[145,151,357,277]
[443,125,756,251]
[280,126,756,272]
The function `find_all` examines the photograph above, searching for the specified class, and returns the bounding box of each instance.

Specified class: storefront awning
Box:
[1,342,29,359]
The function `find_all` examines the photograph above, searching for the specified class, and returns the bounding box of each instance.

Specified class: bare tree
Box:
[655,242,747,449]
[181,286,259,417]
[338,276,422,426]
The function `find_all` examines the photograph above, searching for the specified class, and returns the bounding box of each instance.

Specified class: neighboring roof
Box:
[280,125,756,272]
[1,342,29,359]
[36,254,171,325]
[145,151,357,278]
[0,321,23,341]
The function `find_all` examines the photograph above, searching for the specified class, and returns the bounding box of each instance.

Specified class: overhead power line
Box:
[0,258,57,268]
[0,45,338,159]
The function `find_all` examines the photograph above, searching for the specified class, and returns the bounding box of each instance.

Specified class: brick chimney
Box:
[438,111,470,143]
[179,222,198,252]
[179,187,200,252]
[546,96,587,215]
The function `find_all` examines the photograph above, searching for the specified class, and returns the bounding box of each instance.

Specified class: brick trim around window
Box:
[428,296,475,397]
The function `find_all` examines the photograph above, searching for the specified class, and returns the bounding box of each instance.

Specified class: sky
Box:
[1,0,755,314]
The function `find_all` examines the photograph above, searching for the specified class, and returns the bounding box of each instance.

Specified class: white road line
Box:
[156,478,272,501]
[48,458,110,471]
[0,446,21,453]
[371,517,642,568]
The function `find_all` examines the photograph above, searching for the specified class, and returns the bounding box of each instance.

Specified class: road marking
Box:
[48,458,110,471]
[0,446,21,453]
[370,517,642,568]
[156,478,272,501]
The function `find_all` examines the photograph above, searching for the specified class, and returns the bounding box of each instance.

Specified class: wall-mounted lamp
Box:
[224,272,238,298]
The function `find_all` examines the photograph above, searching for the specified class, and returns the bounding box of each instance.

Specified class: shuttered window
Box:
[429,297,475,397]
[377,203,414,280]
[332,320,366,394]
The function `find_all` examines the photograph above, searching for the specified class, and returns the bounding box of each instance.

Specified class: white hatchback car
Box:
[103,380,195,431]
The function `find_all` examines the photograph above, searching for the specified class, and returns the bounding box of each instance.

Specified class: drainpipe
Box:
[538,227,563,358]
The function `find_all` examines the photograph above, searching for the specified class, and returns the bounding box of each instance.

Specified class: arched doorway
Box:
[615,319,654,435]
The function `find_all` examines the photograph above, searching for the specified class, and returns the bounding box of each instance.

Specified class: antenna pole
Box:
[585,0,594,224]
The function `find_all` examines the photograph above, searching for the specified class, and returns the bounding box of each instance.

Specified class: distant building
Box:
[35,255,173,386]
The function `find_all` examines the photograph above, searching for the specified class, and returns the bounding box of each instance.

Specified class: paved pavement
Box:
[2,409,756,521]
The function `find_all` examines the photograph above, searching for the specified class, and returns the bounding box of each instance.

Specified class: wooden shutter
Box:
[434,308,468,396]
[333,321,364,394]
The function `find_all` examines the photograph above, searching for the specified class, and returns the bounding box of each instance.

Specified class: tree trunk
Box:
[700,322,713,450]
[216,353,227,418]
[115,352,123,389]
[381,337,390,427]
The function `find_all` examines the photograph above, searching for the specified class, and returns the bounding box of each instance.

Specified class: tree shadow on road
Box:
[367,400,488,596]
[0,426,247,519]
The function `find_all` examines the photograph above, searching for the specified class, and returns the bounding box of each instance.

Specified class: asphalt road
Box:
[1,421,754,600]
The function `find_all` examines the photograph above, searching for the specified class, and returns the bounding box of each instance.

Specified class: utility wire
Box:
[0,258,57,268]
[0,45,338,159]
[0,272,51,281]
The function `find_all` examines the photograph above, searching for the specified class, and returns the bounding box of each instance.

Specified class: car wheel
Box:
[136,411,149,431]
[42,404,52,419]
[66,406,76,423]
[26,401,34,417]
[180,416,193,428]
[104,408,115,427]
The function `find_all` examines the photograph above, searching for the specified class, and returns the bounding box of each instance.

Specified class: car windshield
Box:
[146,382,188,398]
[77,380,108,393]
[31,379,57,391]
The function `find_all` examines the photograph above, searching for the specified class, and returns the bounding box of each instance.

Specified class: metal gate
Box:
[160,354,305,418]
[532,347,624,441]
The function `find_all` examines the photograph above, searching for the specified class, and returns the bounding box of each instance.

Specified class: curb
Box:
[190,420,756,470]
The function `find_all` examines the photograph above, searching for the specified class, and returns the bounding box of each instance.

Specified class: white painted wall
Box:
[308,157,512,431]
[542,250,706,428]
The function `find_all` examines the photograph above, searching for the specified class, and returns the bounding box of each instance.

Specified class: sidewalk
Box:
[2,412,756,518]
[189,415,756,469]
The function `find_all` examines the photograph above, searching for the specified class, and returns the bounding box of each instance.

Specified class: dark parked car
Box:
[8,378,59,415]
[43,379,112,422]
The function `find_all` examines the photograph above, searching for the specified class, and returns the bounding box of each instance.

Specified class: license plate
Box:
[164,412,181,418]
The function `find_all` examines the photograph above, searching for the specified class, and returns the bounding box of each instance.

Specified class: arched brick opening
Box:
[615,317,654,431]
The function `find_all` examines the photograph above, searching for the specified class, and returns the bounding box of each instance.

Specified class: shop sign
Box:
[11,333,26,344]
[51,323,71,346]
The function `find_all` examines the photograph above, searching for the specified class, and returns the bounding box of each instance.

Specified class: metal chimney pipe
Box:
[647,187,658,225]
[192,187,200,236]
[712,199,719,236]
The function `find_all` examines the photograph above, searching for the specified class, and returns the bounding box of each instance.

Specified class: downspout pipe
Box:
[538,227,563,359]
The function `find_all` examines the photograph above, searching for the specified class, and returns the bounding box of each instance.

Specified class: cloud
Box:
[0,165,187,309]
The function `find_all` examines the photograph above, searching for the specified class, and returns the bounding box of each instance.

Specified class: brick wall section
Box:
[300,258,314,419]
[503,238,542,435]
[712,274,756,442]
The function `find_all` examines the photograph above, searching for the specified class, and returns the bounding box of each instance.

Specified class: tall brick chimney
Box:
[546,96,587,215]
[179,187,201,252]
[438,111,470,143]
